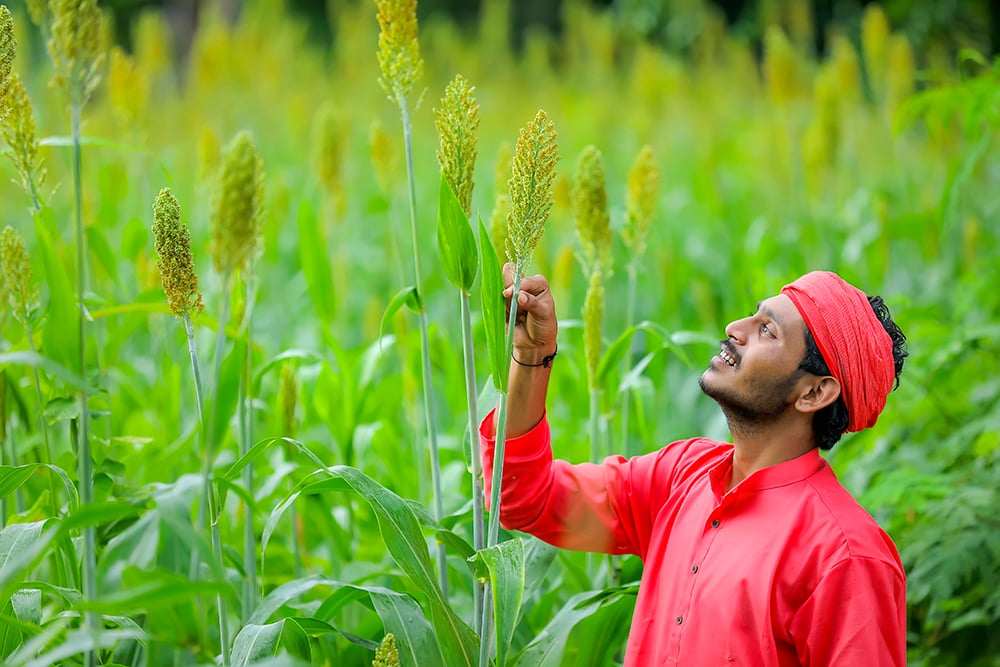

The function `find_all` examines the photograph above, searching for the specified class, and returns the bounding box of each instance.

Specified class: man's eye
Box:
[761,323,772,336]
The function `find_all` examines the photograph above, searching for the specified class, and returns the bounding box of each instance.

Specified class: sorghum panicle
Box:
[369,119,397,196]
[0,225,36,321]
[152,188,204,319]
[572,145,610,274]
[375,0,423,107]
[25,0,45,28]
[279,363,298,438]
[830,35,861,103]
[506,109,559,269]
[0,4,14,125]
[435,73,480,218]
[886,33,914,115]
[623,145,660,260]
[49,0,103,101]
[313,102,345,202]
[582,270,604,388]
[1,73,45,203]
[489,193,511,259]
[763,26,797,105]
[109,46,149,130]
[372,633,400,667]
[861,4,890,94]
[211,131,265,277]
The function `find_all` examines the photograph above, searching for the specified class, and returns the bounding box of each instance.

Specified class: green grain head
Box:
[152,188,204,319]
[506,109,559,270]
[861,4,889,96]
[49,0,104,102]
[211,131,265,277]
[763,25,797,105]
[1,72,45,206]
[312,102,345,202]
[434,73,480,218]
[0,225,36,322]
[369,118,398,196]
[372,633,399,667]
[582,270,604,389]
[279,362,298,438]
[623,145,659,261]
[375,0,423,108]
[108,46,149,130]
[572,144,610,274]
[0,4,14,125]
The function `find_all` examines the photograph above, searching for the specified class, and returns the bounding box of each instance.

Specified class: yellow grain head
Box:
[0,225,36,322]
[802,64,839,173]
[211,131,265,277]
[434,73,480,218]
[312,102,345,204]
[506,109,559,270]
[1,73,46,205]
[134,10,171,82]
[25,0,45,27]
[885,32,914,118]
[489,192,510,259]
[623,145,659,261]
[152,188,204,319]
[572,144,610,274]
[493,141,512,196]
[0,4,13,125]
[197,126,221,185]
[763,25,798,105]
[787,0,813,53]
[279,362,298,438]
[372,633,400,667]
[829,34,861,104]
[582,270,604,389]
[109,46,149,131]
[375,0,423,109]
[861,4,889,97]
[369,118,398,196]
[49,0,104,103]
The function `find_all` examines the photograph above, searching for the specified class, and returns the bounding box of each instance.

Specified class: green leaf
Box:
[437,174,479,293]
[0,464,79,512]
[14,628,146,667]
[224,437,328,484]
[231,619,311,666]
[87,225,119,283]
[0,352,89,392]
[479,215,508,392]
[471,538,525,667]
[379,285,422,344]
[297,200,338,324]
[209,337,247,448]
[35,213,79,374]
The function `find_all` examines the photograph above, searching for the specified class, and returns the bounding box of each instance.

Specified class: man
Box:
[480,267,909,666]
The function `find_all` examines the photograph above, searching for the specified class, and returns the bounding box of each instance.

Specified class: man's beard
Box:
[698,369,804,436]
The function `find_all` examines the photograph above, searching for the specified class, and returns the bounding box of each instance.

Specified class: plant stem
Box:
[25,326,59,516]
[212,513,231,667]
[399,97,448,598]
[240,272,257,620]
[71,91,97,667]
[184,313,205,427]
[460,291,485,624]
[621,262,638,457]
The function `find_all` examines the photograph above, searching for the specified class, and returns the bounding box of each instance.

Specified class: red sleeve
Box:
[479,408,721,556]
[790,556,907,666]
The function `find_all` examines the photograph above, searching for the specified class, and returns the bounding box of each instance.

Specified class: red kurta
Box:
[480,411,906,666]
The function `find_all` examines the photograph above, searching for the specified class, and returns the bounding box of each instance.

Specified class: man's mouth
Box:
[719,345,737,367]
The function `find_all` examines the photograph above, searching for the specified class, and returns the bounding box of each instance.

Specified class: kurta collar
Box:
[709,447,827,500]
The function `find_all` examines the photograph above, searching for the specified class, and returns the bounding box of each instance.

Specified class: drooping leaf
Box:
[470,538,525,667]
[437,173,478,293]
[231,619,311,666]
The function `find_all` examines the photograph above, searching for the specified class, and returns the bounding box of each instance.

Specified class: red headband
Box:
[781,271,895,432]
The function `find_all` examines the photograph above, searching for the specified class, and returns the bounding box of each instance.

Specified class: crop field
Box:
[0,0,998,665]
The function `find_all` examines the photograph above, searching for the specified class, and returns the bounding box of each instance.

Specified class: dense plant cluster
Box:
[0,0,998,665]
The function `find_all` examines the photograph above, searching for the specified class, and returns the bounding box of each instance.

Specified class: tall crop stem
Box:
[621,263,638,456]
[400,98,448,597]
[240,273,258,619]
[461,291,485,623]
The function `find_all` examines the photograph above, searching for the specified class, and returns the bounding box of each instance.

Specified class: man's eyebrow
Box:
[755,301,783,331]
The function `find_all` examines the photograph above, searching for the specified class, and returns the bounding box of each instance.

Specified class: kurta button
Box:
[691,565,698,573]
[676,616,683,625]
[711,519,720,528]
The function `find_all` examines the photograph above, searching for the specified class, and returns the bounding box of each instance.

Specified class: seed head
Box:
[435,74,480,218]
[494,141,512,196]
[152,188,204,318]
[886,33,914,116]
[108,46,148,131]
[375,0,423,108]
[372,633,399,667]
[313,102,345,203]
[489,193,510,259]
[197,126,221,184]
[279,363,298,438]
[572,145,610,274]
[623,145,659,260]
[25,0,46,28]
[0,4,14,125]
[49,0,104,102]
[829,35,861,103]
[1,226,35,323]
[211,131,265,276]
[369,119,398,196]
[763,26,798,105]
[1,73,46,207]
[582,270,604,389]
[506,109,559,270]
[862,4,890,95]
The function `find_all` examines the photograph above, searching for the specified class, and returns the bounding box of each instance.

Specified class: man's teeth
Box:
[720,349,735,366]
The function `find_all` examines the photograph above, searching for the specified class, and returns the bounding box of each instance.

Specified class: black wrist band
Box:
[512,345,558,369]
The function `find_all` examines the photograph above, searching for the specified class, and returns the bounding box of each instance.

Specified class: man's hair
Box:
[798,296,908,450]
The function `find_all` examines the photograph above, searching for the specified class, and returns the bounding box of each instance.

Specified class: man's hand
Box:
[503,263,558,365]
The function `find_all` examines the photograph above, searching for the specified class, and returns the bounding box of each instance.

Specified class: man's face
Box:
[698,294,810,424]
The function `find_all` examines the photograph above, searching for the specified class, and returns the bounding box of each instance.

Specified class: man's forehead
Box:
[759,294,805,331]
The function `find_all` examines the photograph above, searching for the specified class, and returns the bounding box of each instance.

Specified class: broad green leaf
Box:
[16,628,145,667]
[512,585,638,666]
[0,352,89,392]
[209,337,247,448]
[224,437,328,483]
[35,212,78,373]
[231,619,311,666]
[479,215,508,392]
[379,285,422,345]
[87,225,119,283]
[0,464,79,511]
[81,568,231,615]
[297,200,337,324]
[0,600,22,660]
[471,538,525,667]
[437,174,479,293]
[253,349,330,385]
[11,587,41,626]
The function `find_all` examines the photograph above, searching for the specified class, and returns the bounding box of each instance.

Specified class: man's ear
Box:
[796,376,841,414]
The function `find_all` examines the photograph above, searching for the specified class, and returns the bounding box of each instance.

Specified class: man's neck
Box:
[726,418,815,492]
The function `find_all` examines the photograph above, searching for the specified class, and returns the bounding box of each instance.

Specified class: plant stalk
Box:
[25,326,60,516]
[460,291,485,624]
[240,272,257,620]
[400,97,448,598]
[621,262,638,457]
